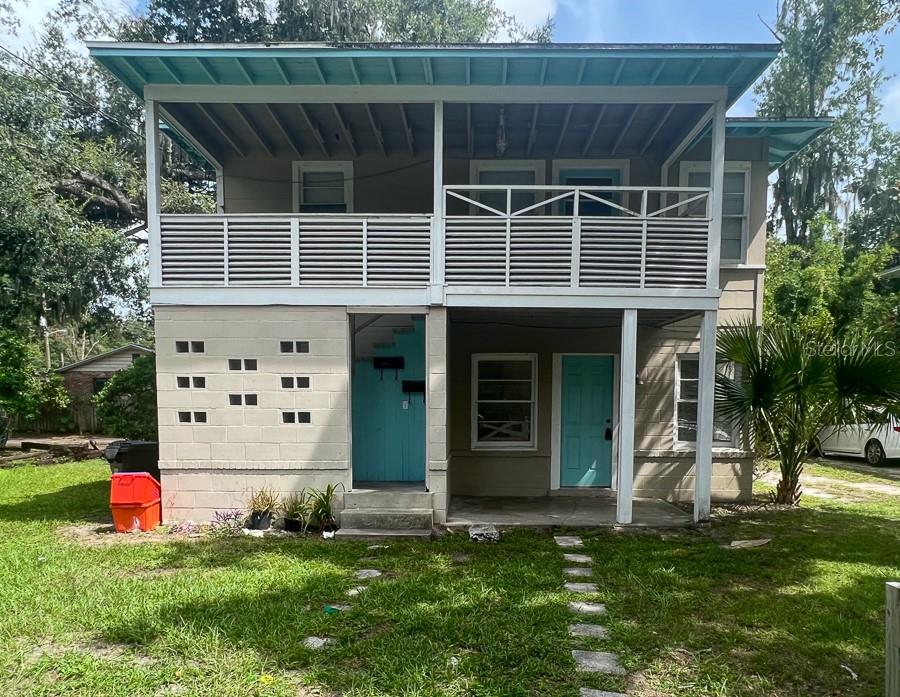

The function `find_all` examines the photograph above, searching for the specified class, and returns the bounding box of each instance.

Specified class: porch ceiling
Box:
[162,99,711,162]
[89,42,779,106]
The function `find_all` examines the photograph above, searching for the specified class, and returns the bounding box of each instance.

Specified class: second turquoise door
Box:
[560,355,614,487]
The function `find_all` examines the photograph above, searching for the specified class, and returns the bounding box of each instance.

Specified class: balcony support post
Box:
[707,98,726,290]
[144,99,162,287]
[616,308,637,525]
[430,101,445,303]
[694,308,717,523]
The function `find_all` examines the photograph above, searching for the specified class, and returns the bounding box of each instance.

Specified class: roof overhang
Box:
[57,344,153,373]
[694,117,833,171]
[87,41,780,107]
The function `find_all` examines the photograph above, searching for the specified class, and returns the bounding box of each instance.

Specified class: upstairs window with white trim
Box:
[680,162,750,263]
[472,354,537,449]
[470,160,545,216]
[293,161,353,213]
[675,356,737,447]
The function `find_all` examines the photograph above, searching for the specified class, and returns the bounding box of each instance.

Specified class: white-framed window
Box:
[552,159,630,216]
[679,161,750,263]
[471,353,537,450]
[469,160,545,215]
[675,355,738,448]
[292,161,353,213]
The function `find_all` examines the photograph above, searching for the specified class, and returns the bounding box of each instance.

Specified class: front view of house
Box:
[89,41,829,532]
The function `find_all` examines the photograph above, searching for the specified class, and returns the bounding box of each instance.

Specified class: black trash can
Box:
[103,440,161,483]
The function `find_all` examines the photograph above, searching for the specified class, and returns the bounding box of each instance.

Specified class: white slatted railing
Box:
[159,214,432,287]
[443,186,711,289]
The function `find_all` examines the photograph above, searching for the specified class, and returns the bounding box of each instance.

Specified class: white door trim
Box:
[551,352,620,491]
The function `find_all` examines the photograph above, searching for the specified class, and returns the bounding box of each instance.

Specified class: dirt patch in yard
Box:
[58,522,203,548]
[760,470,900,502]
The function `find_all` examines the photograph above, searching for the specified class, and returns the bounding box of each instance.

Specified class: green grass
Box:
[0,460,897,696]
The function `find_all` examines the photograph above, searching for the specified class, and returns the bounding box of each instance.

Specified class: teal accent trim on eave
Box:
[691,117,833,171]
[87,41,780,104]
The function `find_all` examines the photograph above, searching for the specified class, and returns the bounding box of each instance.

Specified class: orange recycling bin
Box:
[110,473,162,532]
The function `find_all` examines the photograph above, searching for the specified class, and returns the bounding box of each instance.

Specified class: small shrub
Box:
[281,491,310,522]
[95,354,157,440]
[208,510,245,538]
[247,487,279,515]
[306,483,344,531]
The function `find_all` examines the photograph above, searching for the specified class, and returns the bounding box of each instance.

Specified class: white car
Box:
[818,420,900,465]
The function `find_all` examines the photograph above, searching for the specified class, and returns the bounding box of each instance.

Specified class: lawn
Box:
[0,460,897,696]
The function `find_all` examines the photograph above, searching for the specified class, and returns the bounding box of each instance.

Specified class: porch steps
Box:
[336,487,434,539]
[334,527,432,539]
[340,507,433,530]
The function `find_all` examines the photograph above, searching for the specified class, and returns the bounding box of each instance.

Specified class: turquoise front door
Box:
[560,355,614,487]
[351,318,426,482]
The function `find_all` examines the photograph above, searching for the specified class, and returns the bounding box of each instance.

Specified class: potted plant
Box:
[280,491,310,533]
[246,487,279,530]
[307,483,344,532]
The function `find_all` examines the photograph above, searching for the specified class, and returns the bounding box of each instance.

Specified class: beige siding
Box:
[154,305,351,520]
[74,349,146,373]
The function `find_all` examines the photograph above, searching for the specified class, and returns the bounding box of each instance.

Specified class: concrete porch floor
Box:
[445,495,692,528]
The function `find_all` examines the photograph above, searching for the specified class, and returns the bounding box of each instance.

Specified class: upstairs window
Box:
[293,161,353,213]
[680,162,750,264]
[470,160,545,216]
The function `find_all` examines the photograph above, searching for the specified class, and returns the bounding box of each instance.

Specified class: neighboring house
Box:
[88,41,829,530]
[58,344,154,432]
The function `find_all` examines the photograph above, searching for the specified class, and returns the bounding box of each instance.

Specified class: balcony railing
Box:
[443,185,711,289]
[159,214,433,287]
[157,185,712,291]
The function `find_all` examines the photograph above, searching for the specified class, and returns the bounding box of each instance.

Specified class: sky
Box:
[5,0,900,125]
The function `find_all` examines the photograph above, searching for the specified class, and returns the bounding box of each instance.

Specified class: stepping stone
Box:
[563,553,592,564]
[579,690,627,697]
[572,650,625,675]
[568,601,607,615]
[303,636,330,649]
[346,585,368,597]
[565,582,598,593]
[355,569,382,579]
[554,535,583,548]
[367,544,388,550]
[564,567,592,577]
[568,623,608,639]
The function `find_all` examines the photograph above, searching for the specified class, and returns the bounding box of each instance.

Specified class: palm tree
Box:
[716,322,900,504]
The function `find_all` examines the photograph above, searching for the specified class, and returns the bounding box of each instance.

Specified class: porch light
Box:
[496,107,508,156]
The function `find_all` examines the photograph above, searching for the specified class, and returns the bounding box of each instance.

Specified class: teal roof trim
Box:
[87,42,780,106]
[706,117,833,171]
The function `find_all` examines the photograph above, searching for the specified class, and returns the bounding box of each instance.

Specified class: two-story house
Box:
[89,42,829,534]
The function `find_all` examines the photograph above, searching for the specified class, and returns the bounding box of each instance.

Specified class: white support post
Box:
[707,98,726,291]
[430,101,445,301]
[694,308,717,523]
[888,581,900,697]
[289,217,299,287]
[144,99,162,288]
[616,308,637,525]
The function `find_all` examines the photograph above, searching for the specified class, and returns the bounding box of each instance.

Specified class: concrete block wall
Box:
[154,305,351,520]
[427,308,449,524]
[633,455,753,502]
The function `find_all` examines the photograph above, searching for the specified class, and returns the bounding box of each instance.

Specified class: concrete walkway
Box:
[448,496,690,528]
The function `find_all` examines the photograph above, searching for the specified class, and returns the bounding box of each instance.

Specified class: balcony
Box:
[157,185,712,294]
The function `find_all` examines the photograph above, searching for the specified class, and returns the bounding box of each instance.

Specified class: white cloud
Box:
[493,0,558,33]
[881,78,900,129]
[2,0,134,52]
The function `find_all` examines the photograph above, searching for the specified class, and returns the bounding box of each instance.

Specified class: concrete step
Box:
[340,507,433,530]
[344,489,433,510]
[334,527,432,540]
